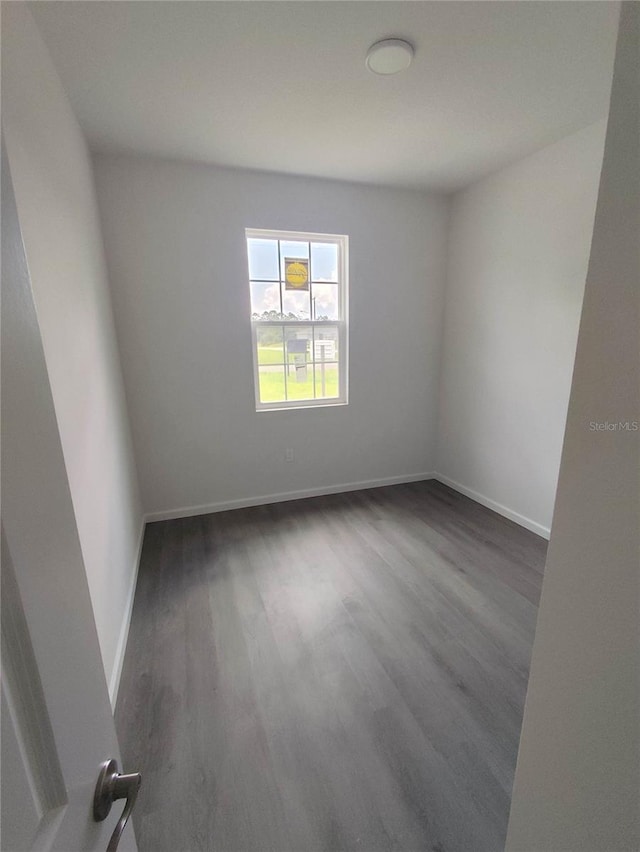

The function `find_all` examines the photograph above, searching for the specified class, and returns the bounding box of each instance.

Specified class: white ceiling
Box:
[30,1,619,191]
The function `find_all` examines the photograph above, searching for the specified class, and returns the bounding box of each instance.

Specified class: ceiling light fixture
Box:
[366,38,414,75]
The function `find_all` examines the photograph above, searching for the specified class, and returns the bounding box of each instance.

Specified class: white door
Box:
[1,148,139,852]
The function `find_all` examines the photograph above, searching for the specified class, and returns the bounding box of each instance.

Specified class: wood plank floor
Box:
[116,481,546,852]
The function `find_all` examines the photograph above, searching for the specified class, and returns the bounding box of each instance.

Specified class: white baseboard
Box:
[432,473,550,540]
[108,517,146,708]
[144,472,436,524]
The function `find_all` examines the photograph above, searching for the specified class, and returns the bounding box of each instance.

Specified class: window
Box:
[246,228,348,411]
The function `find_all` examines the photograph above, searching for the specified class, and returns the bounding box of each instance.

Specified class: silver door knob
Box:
[93,758,141,852]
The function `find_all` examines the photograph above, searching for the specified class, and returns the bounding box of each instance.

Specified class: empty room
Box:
[2,2,638,852]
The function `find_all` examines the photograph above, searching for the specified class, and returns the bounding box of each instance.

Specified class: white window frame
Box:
[246,228,349,412]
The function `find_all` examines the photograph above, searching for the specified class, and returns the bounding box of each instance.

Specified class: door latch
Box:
[93,758,141,852]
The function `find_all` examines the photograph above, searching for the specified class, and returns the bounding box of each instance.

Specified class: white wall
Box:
[2,5,143,702]
[507,3,639,848]
[435,121,607,537]
[93,155,449,517]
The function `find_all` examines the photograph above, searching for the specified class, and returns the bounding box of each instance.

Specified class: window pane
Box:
[280,242,310,319]
[279,240,309,265]
[256,326,284,365]
[248,238,279,280]
[311,242,338,282]
[284,326,313,400]
[258,365,286,403]
[311,283,339,320]
[313,326,339,362]
[285,327,312,363]
[314,363,339,399]
[285,364,314,401]
[282,284,311,320]
[250,280,282,318]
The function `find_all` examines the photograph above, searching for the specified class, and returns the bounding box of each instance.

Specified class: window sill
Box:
[256,400,348,413]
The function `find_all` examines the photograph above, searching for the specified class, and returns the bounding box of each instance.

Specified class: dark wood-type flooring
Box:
[116,481,546,852]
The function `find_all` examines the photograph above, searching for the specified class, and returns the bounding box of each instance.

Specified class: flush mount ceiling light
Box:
[366,38,414,75]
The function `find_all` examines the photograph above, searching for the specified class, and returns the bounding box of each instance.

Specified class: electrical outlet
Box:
[285,448,294,463]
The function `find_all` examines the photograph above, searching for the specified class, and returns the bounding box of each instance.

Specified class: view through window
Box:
[246,229,348,410]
